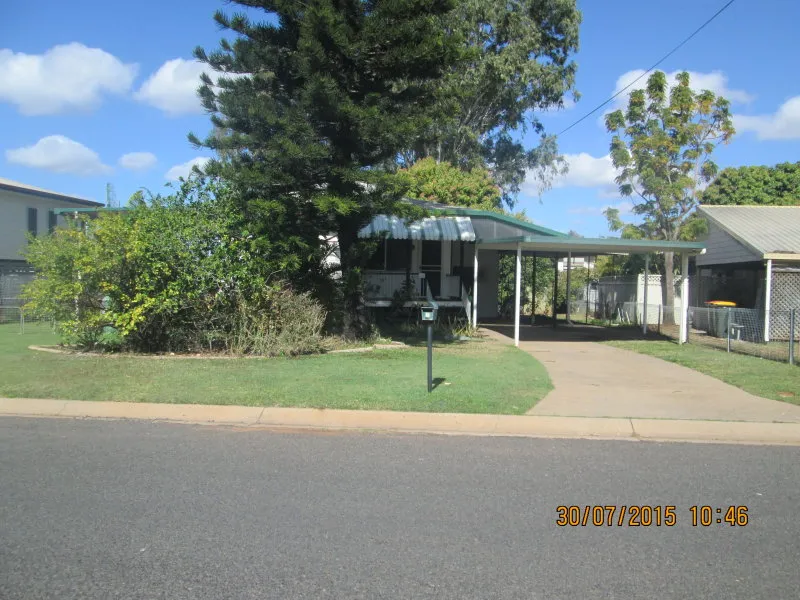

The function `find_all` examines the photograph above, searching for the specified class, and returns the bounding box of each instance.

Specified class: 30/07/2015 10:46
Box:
[555,505,749,527]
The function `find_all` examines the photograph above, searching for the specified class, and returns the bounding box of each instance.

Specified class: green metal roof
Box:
[433,207,569,238]
[359,214,475,241]
[476,235,706,255]
[53,207,128,215]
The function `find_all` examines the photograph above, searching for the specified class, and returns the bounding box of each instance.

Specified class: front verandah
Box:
[363,238,482,314]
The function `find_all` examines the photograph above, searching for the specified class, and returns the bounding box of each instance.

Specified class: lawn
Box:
[605,339,800,405]
[0,324,551,415]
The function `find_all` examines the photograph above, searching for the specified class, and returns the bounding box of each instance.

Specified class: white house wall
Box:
[0,188,86,264]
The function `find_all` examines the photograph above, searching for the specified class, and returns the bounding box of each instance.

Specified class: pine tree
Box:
[190,0,460,336]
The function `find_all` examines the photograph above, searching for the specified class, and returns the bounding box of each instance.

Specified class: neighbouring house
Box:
[695,205,800,341]
[0,177,103,270]
[557,255,594,272]
[357,200,704,345]
[0,178,103,316]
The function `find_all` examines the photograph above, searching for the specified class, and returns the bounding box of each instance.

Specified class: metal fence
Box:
[0,266,54,332]
[569,298,800,365]
[682,306,798,364]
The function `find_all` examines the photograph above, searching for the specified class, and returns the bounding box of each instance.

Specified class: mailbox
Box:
[421,305,437,323]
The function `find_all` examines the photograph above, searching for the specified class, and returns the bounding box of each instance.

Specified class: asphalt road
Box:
[2,418,799,599]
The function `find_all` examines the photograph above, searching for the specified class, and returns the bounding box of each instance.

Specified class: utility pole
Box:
[106,183,117,208]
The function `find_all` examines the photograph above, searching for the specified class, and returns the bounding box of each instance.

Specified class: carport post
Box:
[565,252,572,324]
[531,254,537,324]
[585,258,591,324]
[764,259,773,342]
[679,252,690,344]
[552,257,558,328]
[514,243,521,346]
[642,255,649,335]
[472,244,479,327]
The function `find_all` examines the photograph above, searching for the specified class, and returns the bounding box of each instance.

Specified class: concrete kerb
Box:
[3,398,800,445]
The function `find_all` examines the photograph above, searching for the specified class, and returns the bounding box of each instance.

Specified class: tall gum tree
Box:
[603,71,735,318]
[400,0,581,207]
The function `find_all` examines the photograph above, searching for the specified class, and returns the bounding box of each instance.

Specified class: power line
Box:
[556,0,737,137]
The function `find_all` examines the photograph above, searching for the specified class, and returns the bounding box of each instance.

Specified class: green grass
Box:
[605,339,800,405]
[0,324,551,415]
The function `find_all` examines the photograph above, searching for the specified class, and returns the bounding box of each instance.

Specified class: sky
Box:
[1,0,799,237]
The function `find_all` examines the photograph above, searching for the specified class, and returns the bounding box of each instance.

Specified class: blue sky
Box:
[2,0,799,236]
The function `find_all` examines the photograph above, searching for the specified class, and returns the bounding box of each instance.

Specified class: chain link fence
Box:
[570,296,800,365]
[564,272,800,365]
[0,266,55,332]
[682,306,798,364]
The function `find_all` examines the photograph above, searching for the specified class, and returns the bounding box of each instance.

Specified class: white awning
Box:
[358,215,475,241]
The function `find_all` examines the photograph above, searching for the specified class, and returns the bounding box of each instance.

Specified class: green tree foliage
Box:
[700,162,800,205]
[401,157,501,210]
[190,0,461,336]
[604,71,734,314]
[402,0,581,206]
[22,180,326,354]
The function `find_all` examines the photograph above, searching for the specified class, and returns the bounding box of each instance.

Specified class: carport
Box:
[470,236,706,347]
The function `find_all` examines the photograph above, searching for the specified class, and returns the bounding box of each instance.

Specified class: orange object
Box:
[706,300,736,307]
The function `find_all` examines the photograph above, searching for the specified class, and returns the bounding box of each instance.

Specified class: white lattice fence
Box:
[770,266,800,340]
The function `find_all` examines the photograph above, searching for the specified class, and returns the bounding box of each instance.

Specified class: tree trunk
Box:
[662,251,675,325]
[336,222,371,339]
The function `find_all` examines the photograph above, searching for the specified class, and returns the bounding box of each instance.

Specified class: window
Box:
[421,240,441,268]
[27,207,38,237]
[385,240,410,270]
[48,210,58,233]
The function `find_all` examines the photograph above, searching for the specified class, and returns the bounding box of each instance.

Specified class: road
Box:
[1,417,799,599]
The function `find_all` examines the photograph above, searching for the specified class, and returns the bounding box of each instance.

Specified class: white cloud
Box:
[569,200,633,216]
[540,97,577,113]
[118,152,157,171]
[610,70,753,112]
[734,96,800,140]
[164,157,210,181]
[554,153,619,189]
[0,43,137,115]
[520,152,621,199]
[134,58,207,116]
[6,135,111,176]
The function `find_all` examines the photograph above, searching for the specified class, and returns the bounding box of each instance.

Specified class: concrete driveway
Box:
[484,323,800,423]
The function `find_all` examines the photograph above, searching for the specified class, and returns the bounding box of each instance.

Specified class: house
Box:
[19,192,706,346]
[557,255,594,272]
[0,178,103,314]
[0,177,103,270]
[358,201,705,345]
[695,205,800,341]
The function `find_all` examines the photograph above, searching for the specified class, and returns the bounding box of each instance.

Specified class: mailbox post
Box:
[420,304,438,392]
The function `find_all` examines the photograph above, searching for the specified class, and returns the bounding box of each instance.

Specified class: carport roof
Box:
[476,235,706,255]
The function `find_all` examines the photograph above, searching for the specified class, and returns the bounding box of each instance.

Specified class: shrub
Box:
[226,288,327,356]
[22,179,327,355]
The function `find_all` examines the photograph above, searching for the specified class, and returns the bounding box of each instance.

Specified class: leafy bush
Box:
[22,179,327,355]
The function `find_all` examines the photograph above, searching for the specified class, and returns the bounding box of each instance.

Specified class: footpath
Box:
[3,398,800,446]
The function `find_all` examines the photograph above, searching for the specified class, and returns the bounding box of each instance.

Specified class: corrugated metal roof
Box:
[698,206,800,257]
[358,215,475,241]
[0,176,101,206]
